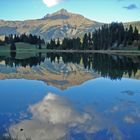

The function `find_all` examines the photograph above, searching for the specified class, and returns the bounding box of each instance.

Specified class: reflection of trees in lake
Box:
[0,56,45,67]
[0,53,140,79]
[47,53,140,80]
[10,51,16,59]
[92,54,139,79]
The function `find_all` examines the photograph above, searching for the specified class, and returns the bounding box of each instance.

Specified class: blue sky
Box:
[0,0,140,23]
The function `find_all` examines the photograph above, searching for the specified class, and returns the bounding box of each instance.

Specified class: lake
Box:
[0,52,140,140]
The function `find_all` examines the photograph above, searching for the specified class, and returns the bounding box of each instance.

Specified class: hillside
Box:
[0,9,140,41]
[0,9,102,41]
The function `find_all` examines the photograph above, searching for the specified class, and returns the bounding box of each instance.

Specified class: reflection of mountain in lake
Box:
[0,54,96,90]
[0,53,140,89]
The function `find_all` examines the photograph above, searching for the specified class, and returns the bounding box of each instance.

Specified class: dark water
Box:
[0,52,140,140]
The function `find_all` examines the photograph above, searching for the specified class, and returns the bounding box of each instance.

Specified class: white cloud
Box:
[43,0,63,7]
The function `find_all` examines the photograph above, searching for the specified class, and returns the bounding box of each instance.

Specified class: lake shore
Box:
[1,49,140,55]
[1,42,140,56]
[45,49,140,54]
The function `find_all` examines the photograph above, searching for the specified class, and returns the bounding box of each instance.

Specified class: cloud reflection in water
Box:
[9,93,124,140]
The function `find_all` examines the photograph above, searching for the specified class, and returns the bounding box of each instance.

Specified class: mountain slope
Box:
[0,9,140,41]
[0,9,102,41]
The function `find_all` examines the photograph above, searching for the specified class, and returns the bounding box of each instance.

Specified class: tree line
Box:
[92,22,140,50]
[0,34,45,51]
[0,22,140,50]
[4,34,45,45]
[46,22,140,50]
[47,37,81,50]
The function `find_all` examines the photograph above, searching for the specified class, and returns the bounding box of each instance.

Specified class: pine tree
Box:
[50,39,56,49]
[56,38,60,49]
[134,27,139,41]
[128,25,133,45]
[83,33,88,50]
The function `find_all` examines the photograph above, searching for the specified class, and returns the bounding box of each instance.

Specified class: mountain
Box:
[0,9,140,41]
[0,9,102,41]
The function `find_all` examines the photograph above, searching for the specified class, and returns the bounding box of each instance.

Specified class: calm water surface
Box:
[0,52,140,140]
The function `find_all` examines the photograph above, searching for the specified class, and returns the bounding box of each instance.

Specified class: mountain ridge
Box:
[0,9,103,41]
[0,9,140,41]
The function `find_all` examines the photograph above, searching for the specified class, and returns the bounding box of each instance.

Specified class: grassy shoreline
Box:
[1,42,140,56]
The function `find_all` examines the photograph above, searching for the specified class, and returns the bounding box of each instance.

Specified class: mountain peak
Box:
[42,9,70,20]
[55,9,68,15]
